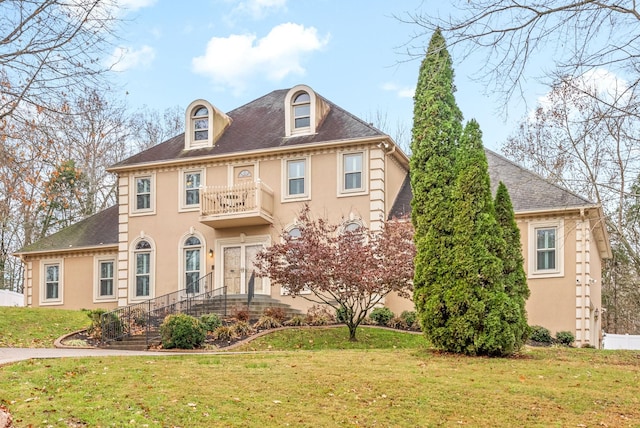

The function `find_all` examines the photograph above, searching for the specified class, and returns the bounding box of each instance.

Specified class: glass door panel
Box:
[223,247,241,294]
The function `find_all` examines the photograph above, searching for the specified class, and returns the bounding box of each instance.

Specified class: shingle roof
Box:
[389,148,595,218]
[112,89,386,168]
[15,205,118,254]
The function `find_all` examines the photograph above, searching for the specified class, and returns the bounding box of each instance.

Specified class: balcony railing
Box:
[200,180,274,228]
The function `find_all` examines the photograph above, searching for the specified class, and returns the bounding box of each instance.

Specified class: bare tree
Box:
[503,74,640,333]
[401,1,640,116]
[0,0,119,123]
[130,105,184,152]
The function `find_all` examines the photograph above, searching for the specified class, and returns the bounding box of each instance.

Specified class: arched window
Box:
[292,92,311,129]
[343,221,362,233]
[134,239,152,298]
[183,236,202,294]
[192,106,209,141]
[287,226,302,239]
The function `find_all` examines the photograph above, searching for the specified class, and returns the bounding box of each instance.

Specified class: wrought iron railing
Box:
[101,272,227,347]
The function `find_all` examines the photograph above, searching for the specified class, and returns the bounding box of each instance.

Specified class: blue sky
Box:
[109,0,539,150]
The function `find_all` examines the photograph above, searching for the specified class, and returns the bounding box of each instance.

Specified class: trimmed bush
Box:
[400,310,417,327]
[555,331,575,346]
[200,313,223,332]
[369,307,394,326]
[160,314,206,349]
[529,325,552,344]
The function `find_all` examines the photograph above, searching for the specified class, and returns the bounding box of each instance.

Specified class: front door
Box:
[222,243,267,295]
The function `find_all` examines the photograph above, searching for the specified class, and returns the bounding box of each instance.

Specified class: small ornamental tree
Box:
[255,205,415,341]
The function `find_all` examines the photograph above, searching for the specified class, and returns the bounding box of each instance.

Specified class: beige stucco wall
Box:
[22,250,118,311]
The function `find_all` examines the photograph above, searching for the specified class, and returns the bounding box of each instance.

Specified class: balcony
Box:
[199,180,275,228]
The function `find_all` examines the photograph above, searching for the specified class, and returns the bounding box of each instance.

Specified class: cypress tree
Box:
[494,181,530,350]
[410,29,463,340]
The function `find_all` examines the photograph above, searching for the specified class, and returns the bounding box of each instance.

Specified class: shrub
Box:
[213,325,237,342]
[263,307,287,322]
[87,309,107,338]
[306,305,335,326]
[200,313,223,332]
[555,331,575,346]
[336,305,353,324]
[388,316,408,330]
[232,307,250,322]
[284,314,306,326]
[529,325,552,344]
[233,321,254,337]
[254,316,282,330]
[369,307,394,326]
[160,314,206,349]
[400,310,417,327]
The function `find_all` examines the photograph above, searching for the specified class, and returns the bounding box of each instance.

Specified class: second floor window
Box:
[185,171,201,206]
[135,177,151,210]
[343,153,363,191]
[287,159,306,196]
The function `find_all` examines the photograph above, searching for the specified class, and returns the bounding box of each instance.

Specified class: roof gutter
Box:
[13,243,119,258]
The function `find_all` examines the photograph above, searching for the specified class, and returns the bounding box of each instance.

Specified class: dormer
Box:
[284,85,330,137]
[184,99,232,150]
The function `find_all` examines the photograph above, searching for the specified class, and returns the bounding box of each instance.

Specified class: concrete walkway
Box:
[0,348,215,366]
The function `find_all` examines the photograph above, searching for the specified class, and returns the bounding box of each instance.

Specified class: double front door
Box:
[222,243,267,295]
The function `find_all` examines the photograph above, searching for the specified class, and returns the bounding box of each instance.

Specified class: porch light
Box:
[209,249,214,258]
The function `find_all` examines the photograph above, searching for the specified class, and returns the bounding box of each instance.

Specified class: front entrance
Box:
[222,242,268,295]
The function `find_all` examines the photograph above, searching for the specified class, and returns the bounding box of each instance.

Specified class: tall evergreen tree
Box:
[410,29,463,339]
[494,181,530,349]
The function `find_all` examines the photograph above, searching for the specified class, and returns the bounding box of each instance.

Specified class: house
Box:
[14,84,611,347]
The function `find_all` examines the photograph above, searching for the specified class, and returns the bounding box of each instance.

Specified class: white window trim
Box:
[281,156,311,202]
[185,99,214,150]
[284,85,318,137]
[40,259,63,306]
[179,168,205,212]
[528,219,564,279]
[130,173,156,216]
[177,230,207,292]
[337,150,368,197]
[129,236,156,302]
[94,256,117,302]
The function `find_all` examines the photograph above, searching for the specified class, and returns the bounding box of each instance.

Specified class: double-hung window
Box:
[184,171,201,207]
[135,240,152,298]
[98,260,115,298]
[135,176,151,211]
[285,159,307,198]
[529,220,564,278]
[340,152,365,194]
[41,261,63,305]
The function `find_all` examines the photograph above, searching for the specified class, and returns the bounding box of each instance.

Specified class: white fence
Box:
[602,333,640,350]
[0,289,24,306]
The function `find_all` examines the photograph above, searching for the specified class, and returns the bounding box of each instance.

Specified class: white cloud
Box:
[192,23,329,92]
[117,0,157,12]
[382,82,414,98]
[233,0,288,19]
[107,45,156,72]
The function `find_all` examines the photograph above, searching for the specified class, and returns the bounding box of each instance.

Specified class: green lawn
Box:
[1,308,639,427]
[0,307,90,347]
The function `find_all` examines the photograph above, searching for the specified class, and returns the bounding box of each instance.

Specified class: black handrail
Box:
[101,272,227,346]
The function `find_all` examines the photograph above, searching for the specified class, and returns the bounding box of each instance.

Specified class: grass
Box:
[1,308,639,426]
[0,307,90,348]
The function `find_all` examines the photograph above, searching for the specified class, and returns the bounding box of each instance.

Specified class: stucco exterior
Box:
[14,84,611,347]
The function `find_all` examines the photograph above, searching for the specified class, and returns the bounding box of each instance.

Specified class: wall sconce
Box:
[594,308,600,319]
[209,249,214,258]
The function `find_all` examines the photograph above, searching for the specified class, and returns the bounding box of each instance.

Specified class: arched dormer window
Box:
[284,85,328,137]
[292,92,310,129]
[184,99,232,150]
[192,106,209,141]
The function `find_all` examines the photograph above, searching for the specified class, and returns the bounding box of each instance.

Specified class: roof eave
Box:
[13,243,118,258]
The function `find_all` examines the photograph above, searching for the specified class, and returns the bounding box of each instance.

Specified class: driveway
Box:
[0,348,213,366]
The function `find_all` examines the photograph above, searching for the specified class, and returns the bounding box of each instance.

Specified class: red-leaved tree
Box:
[255,206,415,341]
